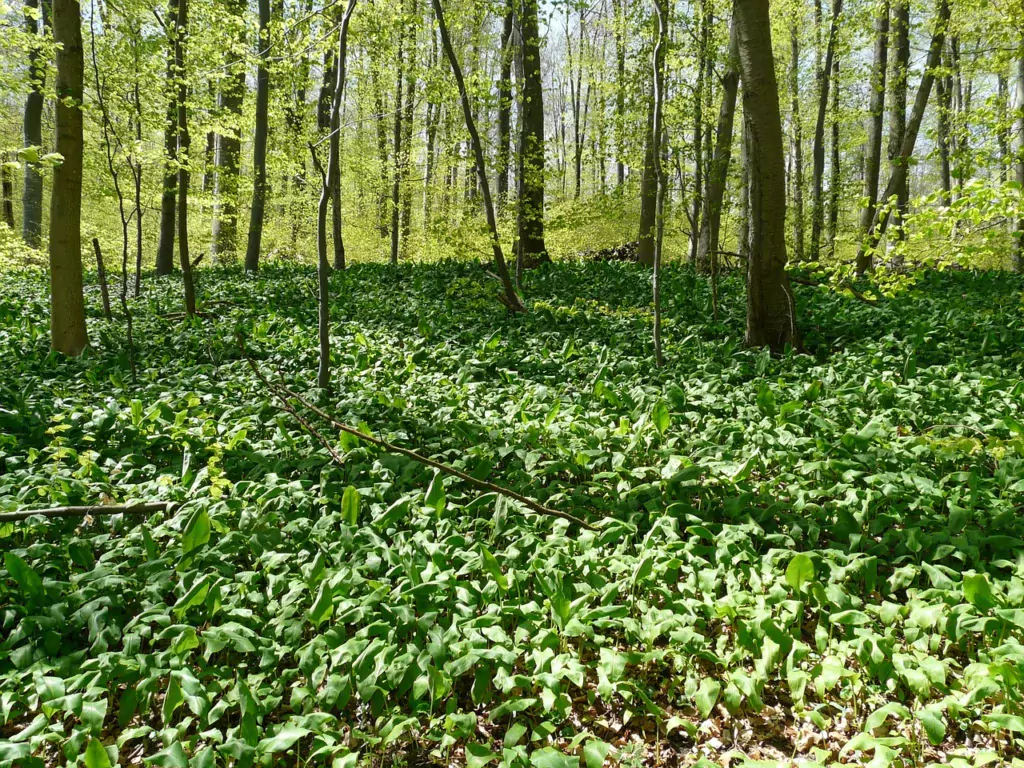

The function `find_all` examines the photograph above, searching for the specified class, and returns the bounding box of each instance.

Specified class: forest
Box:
[1,0,1024,762]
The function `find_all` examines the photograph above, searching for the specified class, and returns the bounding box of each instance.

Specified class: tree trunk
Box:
[175,0,196,315]
[496,2,513,208]
[809,0,842,260]
[1015,46,1023,272]
[857,0,950,264]
[696,20,739,273]
[789,19,805,263]
[997,74,1010,183]
[688,0,709,265]
[652,0,667,365]
[211,0,245,257]
[738,114,749,257]
[156,0,177,275]
[856,0,888,274]
[400,3,416,260]
[827,56,840,252]
[390,25,405,265]
[49,0,88,355]
[734,0,799,352]
[431,0,524,309]
[22,0,48,247]
[315,0,358,390]
[887,0,909,252]
[935,74,951,200]
[373,73,390,238]
[518,0,548,264]
[1,158,13,229]
[245,0,271,272]
[613,0,626,185]
[637,65,657,266]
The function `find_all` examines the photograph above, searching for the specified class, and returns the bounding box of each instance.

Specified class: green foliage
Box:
[2,261,1024,767]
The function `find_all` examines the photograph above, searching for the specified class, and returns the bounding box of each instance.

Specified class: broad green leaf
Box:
[342,485,360,525]
[785,553,815,592]
[83,738,112,768]
[3,552,43,600]
[695,678,721,719]
[181,508,211,554]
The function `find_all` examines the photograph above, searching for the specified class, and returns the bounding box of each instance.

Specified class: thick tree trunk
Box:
[887,0,909,251]
[734,0,799,352]
[696,20,739,273]
[431,0,524,309]
[857,0,950,264]
[156,0,177,275]
[22,0,48,246]
[809,0,842,260]
[856,0,888,274]
[211,0,245,257]
[518,0,548,264]
[175,0,196,315]
[789,20,805,262]
[638,73,657,266]
[738,115,749,257]
[496,3,513,208]
[245,0,271,272]
[49,0,88,355]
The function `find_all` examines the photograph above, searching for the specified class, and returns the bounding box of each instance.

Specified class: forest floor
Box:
[2,261,1024,768]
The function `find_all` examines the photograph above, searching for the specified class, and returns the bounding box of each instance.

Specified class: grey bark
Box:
[809,0,842,259]
[156,0,177,275]
[245,0,271,272]
[856,0,888,274]
[211,0,246,257]
[22,0,48,246]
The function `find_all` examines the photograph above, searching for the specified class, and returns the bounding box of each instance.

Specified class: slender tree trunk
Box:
[696,20,739,273]
[373,72,390,238]
[132,51,143,295]
[211,0,245,257]
[22,0,48,246]
[789,20,805,263]
[497,2,514,208]
[734,0,799,352]
[638,63,657,266]
[571,15,585,200]
[1015,45,1023,272]
[431,0,524,309]
[858,0,950,264]
[518,0,548,264]
[613,0,626,185]
[688,0,709,264]
[935,74,951,200]
[400,2,417,259]
[156,0,177,275]
[887,0,909,253]
[809,0,842,260]
[175,0,196,315]
[1,159,13,229]
[49,0,88,355]
[856,0,888,274]
[390,14,407,265]
[827,56,840,252]
[245,0,271,272]
[997,74,1010,182]
[652,0,667,365]
[314,0,358,390]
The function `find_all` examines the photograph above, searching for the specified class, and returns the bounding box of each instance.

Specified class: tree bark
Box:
[856,0,888,274]
[789,19,805,263]
[688,0,710,265]
[211,0,246,258]
[1,157,13,229]
[22,0,48,247]
[49,0,88,355]
[245,0,271,272]
[638,61,657,266]
[431,0,524,310]
[518,0,548,265]
[497,2,514,208]
[827,56,840,251]
[1015,45,1023,272]
[400,2,416,260]
[613,0,626,186]
[696,20,740,273]
[734,0,799,352]
[738,113,749,257]
[809,0,842,260]
[175,0,196,316]
[857,0,950,265]
[997,74,1009,183]
[886,0,909,251]
[651,0,667,366]
[156,0,177,275]
[314,0,358,390]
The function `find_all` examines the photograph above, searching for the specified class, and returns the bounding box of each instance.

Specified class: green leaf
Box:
[479,545,508,592]
[309,580,334,626]
[258,725,312,753]
[342,485,360,525]
[162,675,183,726]
[785,553,815,592]
[466,743,499,768]
[83,738,112,768]
[963,573,997,611]
[143,743,188,768]
[3,552,43,600]
[694,678,721,719]
[651,401,670,435]
[530,747,578,768]
[583,739,612,768]
[181,508,211,554]
[919,708,945,745]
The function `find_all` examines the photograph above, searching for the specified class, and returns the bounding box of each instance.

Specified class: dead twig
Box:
[240,338,595,530]
[0,501,173,524]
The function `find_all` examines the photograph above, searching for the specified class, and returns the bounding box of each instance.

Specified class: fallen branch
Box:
[0,501,174,524]
[241,341,595,530]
